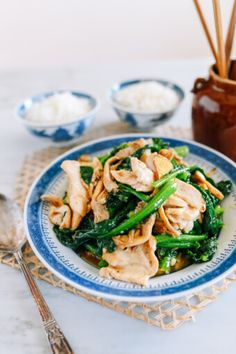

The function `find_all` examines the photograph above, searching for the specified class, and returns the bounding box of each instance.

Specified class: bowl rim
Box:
[108,78,185,115]
[15,90,100,128]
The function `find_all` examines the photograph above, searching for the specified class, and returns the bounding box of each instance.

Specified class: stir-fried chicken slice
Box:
[91,179,109,223]
[85,157,104,197]
[41,194,64,207]
[111,157,154,192]
[100,236,158,286]
[159,206,180,236]
[193,170,224,200]
[115,138,151,159]
[173,179,206,212]
[114,214,156,248]
[141,150,173,179]
[165,206,199,233]
[159,148,188,166]
[103,139,151,192]
[159,179,206,235]
[103,156,119,192]
[48,205,71,229]
[61,160,90,229]
[41,195,71,229]
[78,154,92,163]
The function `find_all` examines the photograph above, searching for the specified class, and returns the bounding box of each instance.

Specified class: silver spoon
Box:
[0,194,74,354]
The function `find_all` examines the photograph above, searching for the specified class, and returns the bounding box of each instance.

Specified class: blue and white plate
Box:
[24,134,236,302]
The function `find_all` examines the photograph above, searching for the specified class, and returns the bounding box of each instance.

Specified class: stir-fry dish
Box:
[41,138,233,286]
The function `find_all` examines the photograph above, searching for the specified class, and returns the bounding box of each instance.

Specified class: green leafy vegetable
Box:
[106,190,130,218]
[158,249,177,274]
[98,179,177,239]
[69,198,137,248]
[117,157,132,171]
[187,236,218,262]
[152,137,169,150]
[96,238,116,256]
[98,259,109,268]
[84,238,116,257]
[216,180,233,196]
[118,183,150,202]
[187,220,203,235]
[53,226,75,248]
[80,166,93,184]
[174,145,189,157]
[190,183,223,236]
[215,205,224,217]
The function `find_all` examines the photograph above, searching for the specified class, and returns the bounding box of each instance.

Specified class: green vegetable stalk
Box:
[98,179,177,239]
[158,249,177,274]
[155,234,207,249]
[152,166,189,188]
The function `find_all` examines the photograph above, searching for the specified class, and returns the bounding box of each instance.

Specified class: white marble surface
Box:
[0,59,235,354]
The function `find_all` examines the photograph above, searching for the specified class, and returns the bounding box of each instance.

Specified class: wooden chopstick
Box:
[212,0,226,78]
[193,0,218,63]
[225,0,236,70]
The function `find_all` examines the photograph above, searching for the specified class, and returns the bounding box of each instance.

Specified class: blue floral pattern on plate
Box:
[24,134,236,301]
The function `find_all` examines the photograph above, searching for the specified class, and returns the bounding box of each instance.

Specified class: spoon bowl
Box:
[0,194,25,252]
[0,193,73,354]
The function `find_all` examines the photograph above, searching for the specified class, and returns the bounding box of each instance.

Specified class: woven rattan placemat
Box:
[1,123,236,330]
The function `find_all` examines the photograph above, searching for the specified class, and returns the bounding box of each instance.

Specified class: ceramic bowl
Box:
[16,90,99,146]
[109,79,184,130]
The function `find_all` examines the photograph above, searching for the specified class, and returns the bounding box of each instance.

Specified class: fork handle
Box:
[14,250,74,354]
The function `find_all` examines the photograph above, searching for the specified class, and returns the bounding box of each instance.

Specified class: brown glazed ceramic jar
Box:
[192,62,236,161]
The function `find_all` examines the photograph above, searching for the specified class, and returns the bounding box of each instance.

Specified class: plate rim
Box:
[24,133,236,302]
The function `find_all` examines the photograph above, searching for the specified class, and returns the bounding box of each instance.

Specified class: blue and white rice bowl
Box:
[24,134,236,302]
[16,91,99,146]
[109,79,185,130]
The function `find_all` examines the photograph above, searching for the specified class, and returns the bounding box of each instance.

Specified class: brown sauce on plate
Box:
[79,250,192,276]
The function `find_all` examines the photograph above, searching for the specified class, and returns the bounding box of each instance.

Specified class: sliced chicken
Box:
[41,194,64,207]
[111,157,154,192]
[91,179,109,223]
[159,179,206,235]
[114,214,156,249]
[115,138,150,159]
[41,195,71,229]
[193,171,224,200]
[173,179,206,212]
[141,151,173,179]
[100,236,158,286]
[61,160,90,229]
[159,206,180,236]
[103,156,119,192]
[78,154,92,163]
[49,204,72,229]
[103,139,152,192]
[159,148,188,167]
[87,157,104,197]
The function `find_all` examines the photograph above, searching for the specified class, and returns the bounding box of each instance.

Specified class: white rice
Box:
[114,81,179,113]
[25,92,92,124]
